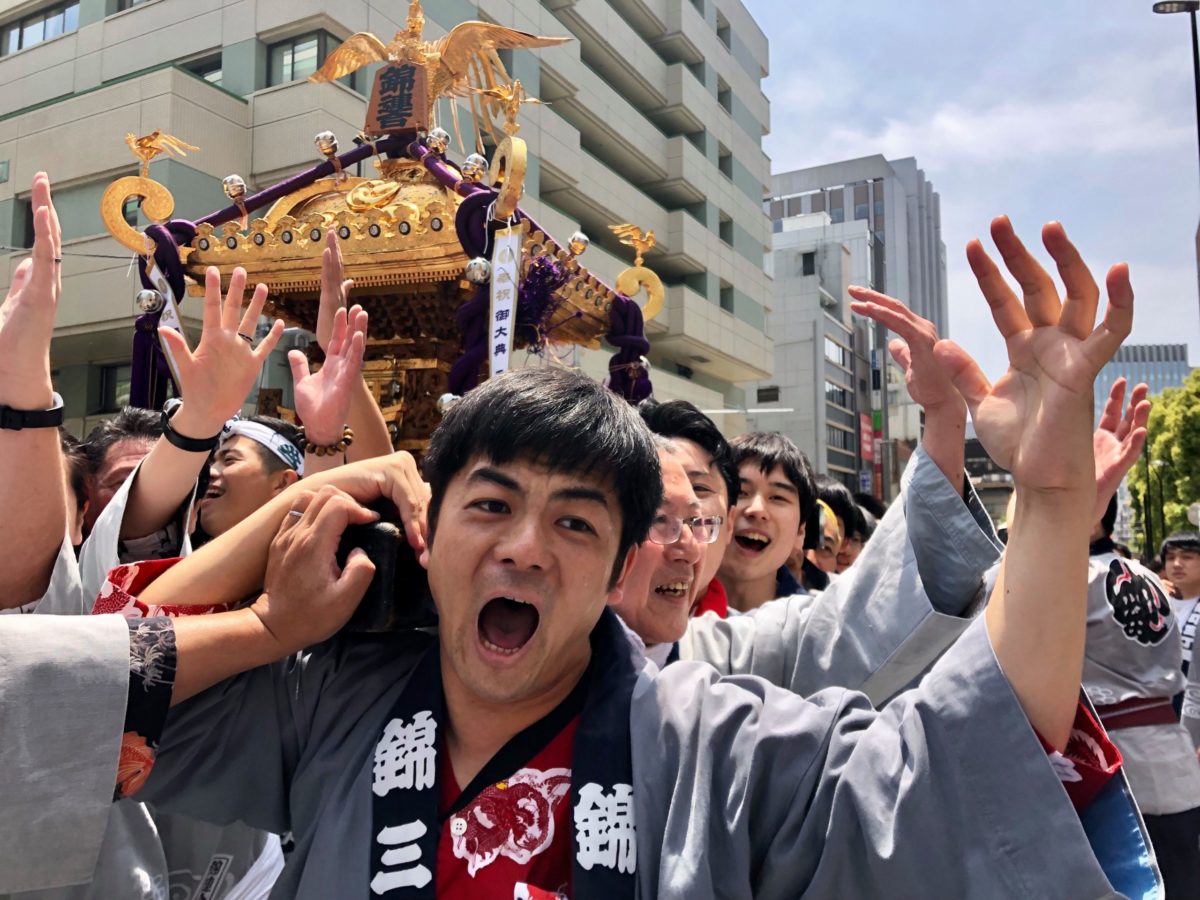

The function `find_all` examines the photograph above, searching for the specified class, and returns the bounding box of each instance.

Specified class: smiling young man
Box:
[718,431,817,611]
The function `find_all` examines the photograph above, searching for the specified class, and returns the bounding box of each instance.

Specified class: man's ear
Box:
[606,543,640,606]
[793,523,807,554]
[273,469,301,494]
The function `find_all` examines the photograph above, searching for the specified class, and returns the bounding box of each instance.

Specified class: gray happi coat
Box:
[0,614,128,894]
[11,464,279,900]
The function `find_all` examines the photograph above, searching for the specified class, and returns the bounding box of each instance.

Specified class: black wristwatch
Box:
[161,399,221,453]
[0,393,64,430]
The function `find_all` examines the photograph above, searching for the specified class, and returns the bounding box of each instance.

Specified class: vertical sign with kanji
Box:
[366,63,429,137]
[489,226,521,377]
[147,261,185,388]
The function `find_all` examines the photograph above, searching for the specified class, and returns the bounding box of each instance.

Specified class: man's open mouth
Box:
[654,581,692,599]
[734,531,770,553]
[202,487,224,501]
[478,597,540,655]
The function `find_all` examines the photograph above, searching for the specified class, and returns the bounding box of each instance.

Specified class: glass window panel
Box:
[854,203,868,220]
[785,196,803,217]
[44,11,63,39]
[769,199,784,219]
[64,3,79,32]
[3,26,18,55]
[22,17,44,48]
[268,44,287,84]
[809,192,825,213]
[291,37,318,79]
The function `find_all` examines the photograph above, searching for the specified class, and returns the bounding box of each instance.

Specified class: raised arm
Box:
[119,266,283,539]
[317,230,393,461]
[942,217,1132,750]
[136,452,428,609]
[0,173,67,605]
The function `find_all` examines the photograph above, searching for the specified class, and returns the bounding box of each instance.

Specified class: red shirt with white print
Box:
[436,716,579,900]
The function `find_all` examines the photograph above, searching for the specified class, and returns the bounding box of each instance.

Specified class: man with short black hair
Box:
[81,407,162,535]
[1162,531,1200,675]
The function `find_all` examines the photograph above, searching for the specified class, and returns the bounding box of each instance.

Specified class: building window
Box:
[801,252,816,276]
[1,1,79,56]
[187,55,223,85]
[99,364,132,413]
[825,380,850,409]
[117,0,153,9]
[717,79,731,113]
[825,338,849,368]
[719,214,733,246]
[826,425,854,452]
[757,386,780,403]
[716,13,731,49]
[785,196,803,217]
[810,191,825,214]
[718,144,732,179]
[719,282,734,313]
[768,199,784,220]
[269,33,322,84]
[15,199,34,248]
[122,197,139,227]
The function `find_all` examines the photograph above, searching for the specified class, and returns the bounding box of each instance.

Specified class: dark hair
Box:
[854,492,887,519]
[82,406,161,474]
[815,474,862,540]
[241,415,304,474]
[1100,494,1118,538]
[423,368,661,586]
[728,431,816,542]
[1161,531,1200,563]
[1113,542,1133,560]
[60,429,89,514]
[637,398,737,508]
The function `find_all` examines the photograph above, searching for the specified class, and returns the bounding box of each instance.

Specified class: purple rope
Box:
[606,295,652,402]
[447,284,489,395]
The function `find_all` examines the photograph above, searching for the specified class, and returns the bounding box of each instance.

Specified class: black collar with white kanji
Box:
[368,609,639,898]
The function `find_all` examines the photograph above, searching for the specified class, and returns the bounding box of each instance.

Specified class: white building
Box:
[0,0,774,435]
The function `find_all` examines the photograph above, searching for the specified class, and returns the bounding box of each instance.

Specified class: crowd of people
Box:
[1,170,1198,898]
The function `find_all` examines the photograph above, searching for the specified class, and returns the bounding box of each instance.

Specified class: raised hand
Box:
[1092,377,1150,525]
[849,287,965,419]
[0,172,61,408]
[158,266,284,437]
[290,306,367,446]
[933,219,1132,497]
[253,486,377,654]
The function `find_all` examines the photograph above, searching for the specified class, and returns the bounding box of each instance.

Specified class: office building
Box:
[0,0,773,435]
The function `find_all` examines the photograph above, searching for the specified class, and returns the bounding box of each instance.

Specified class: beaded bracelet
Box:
[298,425,355,457]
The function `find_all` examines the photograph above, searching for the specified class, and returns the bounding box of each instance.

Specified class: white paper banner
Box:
[489,226,521,377]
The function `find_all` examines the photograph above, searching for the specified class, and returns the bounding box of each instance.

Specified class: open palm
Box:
[291,306,367,445]
[934,218,1133,496]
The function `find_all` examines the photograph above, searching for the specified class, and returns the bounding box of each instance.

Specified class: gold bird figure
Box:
[475,80,543,135]
[125,131,200,178]
[609,224,657,267]
[310,0,568,147]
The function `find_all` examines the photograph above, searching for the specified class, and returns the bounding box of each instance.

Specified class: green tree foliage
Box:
[1128,368,1200,557]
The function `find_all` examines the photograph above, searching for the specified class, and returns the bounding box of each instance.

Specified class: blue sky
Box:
[742,0,1200,379]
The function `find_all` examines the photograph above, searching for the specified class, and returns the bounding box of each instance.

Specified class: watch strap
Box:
[161,403,221,453]
[0,393,64,430]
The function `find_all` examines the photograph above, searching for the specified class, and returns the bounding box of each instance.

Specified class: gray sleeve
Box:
[1183,663,1200,749]
[137,657,305,835]
[634,617,1116,899]
[680,446,1003,704]
[0,615,130,893]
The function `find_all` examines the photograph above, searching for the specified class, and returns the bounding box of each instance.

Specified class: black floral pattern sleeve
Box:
[114,617,177,800]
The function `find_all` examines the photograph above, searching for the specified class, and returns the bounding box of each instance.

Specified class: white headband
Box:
[220,419,305,475]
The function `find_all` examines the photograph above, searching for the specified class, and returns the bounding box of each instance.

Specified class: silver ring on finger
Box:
[287,508,304,518]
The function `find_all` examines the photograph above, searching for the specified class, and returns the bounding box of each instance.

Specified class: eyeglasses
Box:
[647,514,723,546]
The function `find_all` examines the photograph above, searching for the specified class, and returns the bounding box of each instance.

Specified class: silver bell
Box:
[461,153,488,182]
[222,174,247,199]
[314,130,338,157]
[425,127,451,155]
[569,231,589,256]
[136,289,164,314]
[464,257,492,284]
[436,393,460,415]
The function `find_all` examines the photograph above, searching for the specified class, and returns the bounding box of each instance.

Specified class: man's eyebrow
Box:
[467,466,522,493]
[552,487,609,508]
[769,480,798,496]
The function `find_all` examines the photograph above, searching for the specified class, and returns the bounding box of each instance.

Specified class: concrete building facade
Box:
[761,156,947,497]
[0,0,773,436]
[747,211,873,491]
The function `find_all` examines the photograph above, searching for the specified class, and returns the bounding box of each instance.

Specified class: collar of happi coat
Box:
[368,608,639,899]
